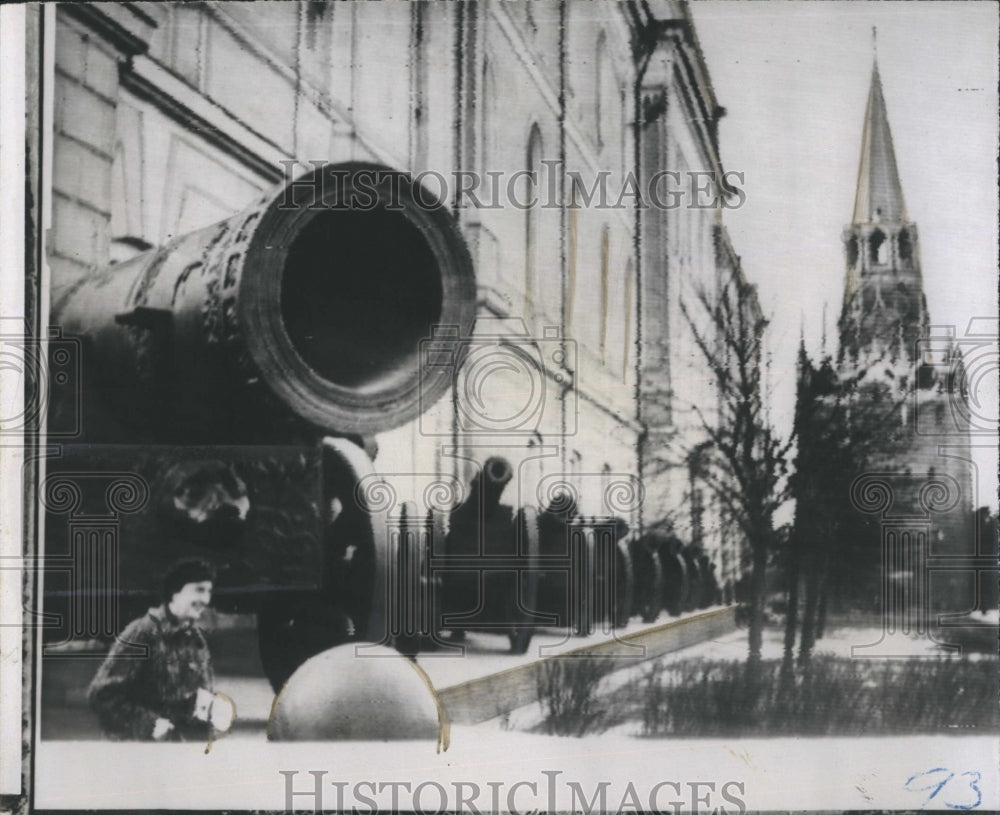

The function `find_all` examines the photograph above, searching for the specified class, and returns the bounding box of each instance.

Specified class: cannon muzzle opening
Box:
[54,163,477,441]
[281,208,442,392]
[483,456,514,488]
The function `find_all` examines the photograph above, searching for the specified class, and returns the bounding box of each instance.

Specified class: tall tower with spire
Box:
[839,55,929,375]
[792,48,977,621]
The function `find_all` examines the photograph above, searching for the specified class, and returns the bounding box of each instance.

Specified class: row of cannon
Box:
[313,455,723,668]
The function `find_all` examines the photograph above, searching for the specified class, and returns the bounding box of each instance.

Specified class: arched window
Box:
[525,124,543,319]
[595,32,608,149]
[869,229,887,264]
[622,258,634,381]
[599,225,611,364]
[480,58,495,174]
[619,86,629,177]
[691,487,704,547]
[302,2,332,92]
[846,235,859,268]
[898,229,912,262]
[595,33,620,156]
[566,180,580,333]
[688,444,710,549]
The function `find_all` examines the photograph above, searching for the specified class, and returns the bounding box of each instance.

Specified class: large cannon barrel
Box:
[53,162,477,442]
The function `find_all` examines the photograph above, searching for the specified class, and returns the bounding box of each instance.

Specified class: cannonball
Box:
[268,644,443,741]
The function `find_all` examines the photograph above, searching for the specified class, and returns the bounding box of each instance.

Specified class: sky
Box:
[689,1,999,508]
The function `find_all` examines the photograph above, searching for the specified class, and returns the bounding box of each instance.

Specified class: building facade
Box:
[44,1,751,602]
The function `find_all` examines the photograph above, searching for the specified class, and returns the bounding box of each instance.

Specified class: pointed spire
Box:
[851,53,907,225]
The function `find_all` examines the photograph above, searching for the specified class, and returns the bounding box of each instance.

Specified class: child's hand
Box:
[152,717,174,740]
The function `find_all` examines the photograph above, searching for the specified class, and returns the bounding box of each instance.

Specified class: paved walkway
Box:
[214,606,735,730]
[416,605,731,689]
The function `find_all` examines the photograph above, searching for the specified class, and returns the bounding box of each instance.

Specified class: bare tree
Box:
[786,347,844,672]
[787,344,914,668]
[679,273,791,669]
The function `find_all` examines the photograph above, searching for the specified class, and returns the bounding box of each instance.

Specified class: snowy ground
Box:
[34,730,997,811]
[37,620,997,811]
[488,620,998,734]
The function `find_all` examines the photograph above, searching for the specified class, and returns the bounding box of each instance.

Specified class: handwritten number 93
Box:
[905,768,982,810]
